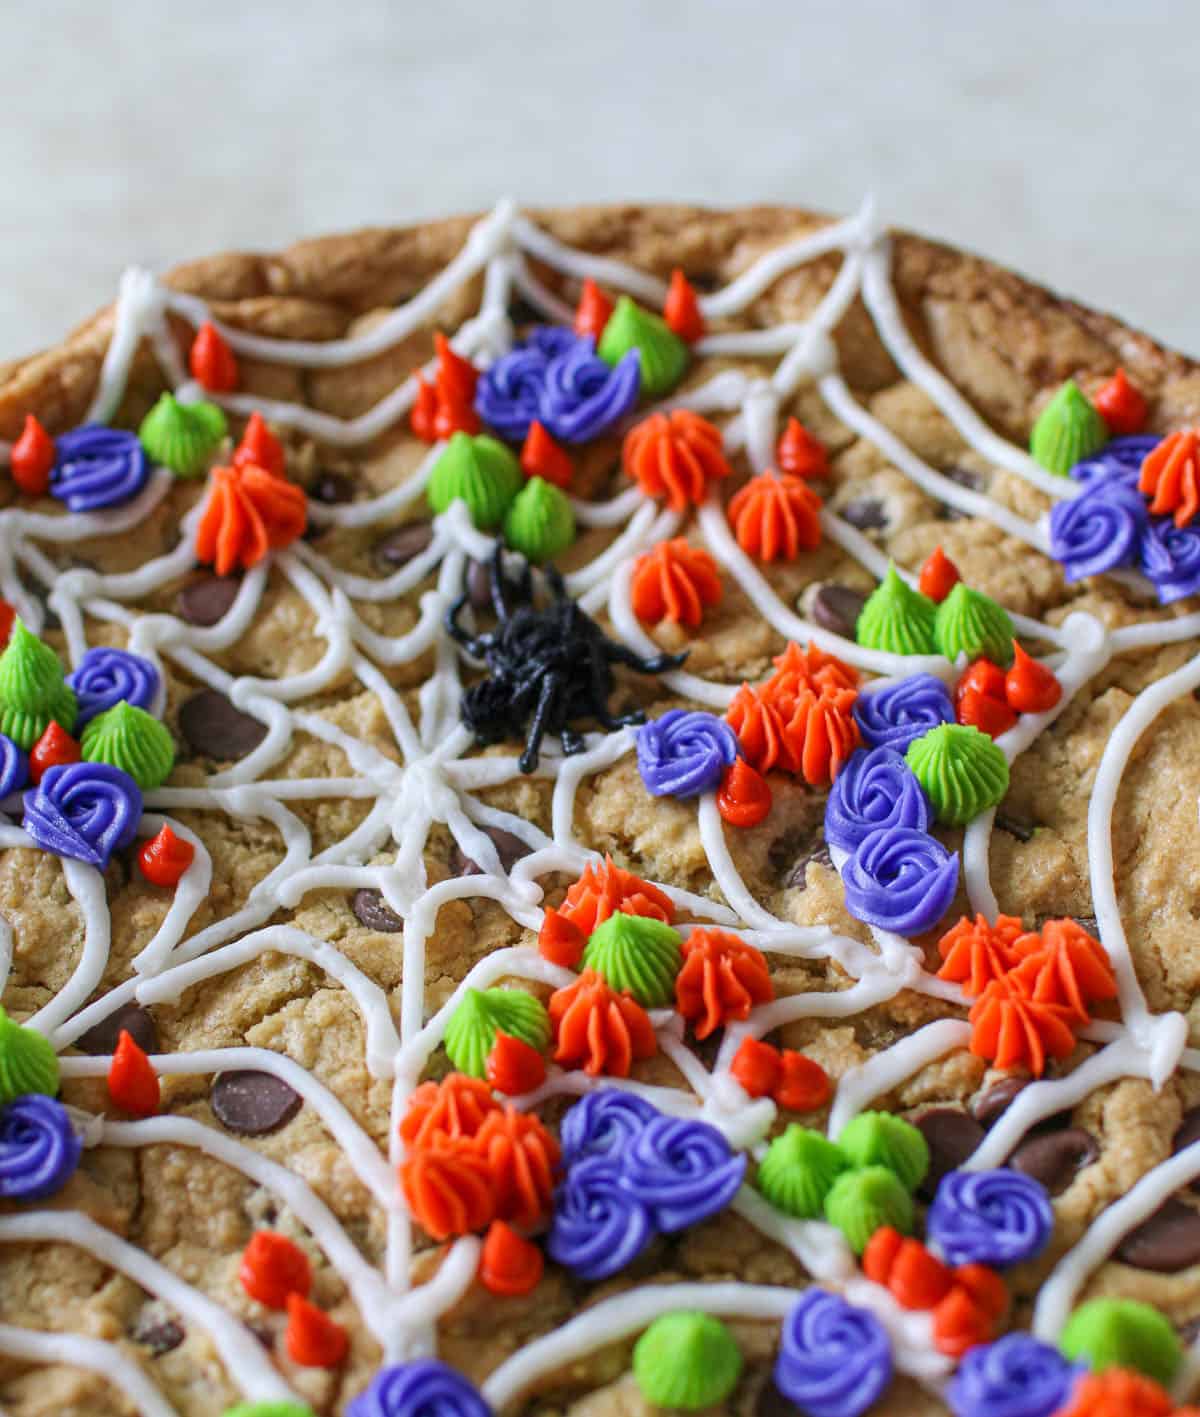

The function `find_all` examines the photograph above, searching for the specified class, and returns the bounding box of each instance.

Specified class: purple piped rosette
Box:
[1138,518,1200,603]
[559,1088,659,1166]
[636,710,738,799]
[824,746,931,853]
[22,761,142,870]
[1048,477,1148,581]
[546,1153,655,1280]
[50,425,150,512]
[774,1288,893,1417]
[852,674,954,753]
[0,733,29,799]
[840,825,958,936]
[476,326,639,444]
[0,1094,83,1201]
[67,647,161,727]
[927,1168,1053,1268]
[346,1358,492,1417]
[945,1334,1080,1417]
[1069,433,1158,489]
[620,1113,746,1231]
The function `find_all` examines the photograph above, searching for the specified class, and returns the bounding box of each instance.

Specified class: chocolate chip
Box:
[467,559,494,612]
[914,1109,985,1202]
[1180,1316,1200,1346]
[810,584,868,639]
[1008,1127,1098,1195]
[76,1002,158,1057]
[754,1375,793,1417]
[784,842,833,890]
[210,1070,302,1136]
[176,575,242,627]
[995,812,1037,843]
[971,1076,1030,1127]
[312,472,354,505]
[1172,1107,1200,1194]
[373,521,434,571]
[1116,1196,1200,1273]
[351,888,404,933]
[131,1316,184,1356]
[179,689,268,761]
[944,465,986,492]
[839,497,888,531]
[507,295,544,327]
[449,827,532,877]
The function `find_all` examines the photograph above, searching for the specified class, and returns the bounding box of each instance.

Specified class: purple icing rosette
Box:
[841,825,958,936]
[547,1153,655,1279]
[1048,477,1148,582]
[1138,518,1200,603]
[346,1359,492,1417]
[1068,433,1159,488]
[945,1334,1080,1417]
[774,1288,893,1417]
[927,1168,1053,1268]
[824,746,931,853]
[67,647,160,727]
[852,674,954,754]
[22,761,142,870]
[559,1088,658,1167]
[0,733,29,799]
[0,1094,83,1201]
[476,326,639,444]
[618,1114,746,1231]
[51,425,150,512]
[636,710,738,799]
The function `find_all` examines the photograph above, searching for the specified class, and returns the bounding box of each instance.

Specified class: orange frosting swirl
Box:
[476,1106,561,1228]
[968,974,1077,1076]
[399,1138,496,1239]
[725,680,859,786]
[674,928,775,1039]
[725,684,794,775]
[766,641,859,701]
[1056,1369,1173,1417]
[549,969,657,1077]
[727,471,822,561]
[1008,917,1117,1022]
[622,410,732,510]
[1139,428,1200,527]
[554,855,675,937]
[935,913,1026,996]
[194,463,307,576]
[399,1074,499,1149]
[630,538,723,627]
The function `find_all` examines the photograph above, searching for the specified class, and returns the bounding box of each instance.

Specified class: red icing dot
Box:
[574,279,613,341]
[1092,367,1147,436]
[536,906,587,968]
[716,757,772,828]
[284,1292,348,1368]
[137,825,196,888]
[108,1029,160,1117]
[957,685,1018,738]
[29,721,80,783]
[776,418,829,479]
[189,321,238,393]
[486,1031,547,1096]
[1005,642,1062,714]
[955,658,1007,705]
[479,1218,543,1297]
[520,421,573,490]
[773,1051,832,1112]
[239,1231,312,1309]
[0,602,13,648]
[232,412,285,478]
[917,545,961,603]
[729,1036,782,1098]
[663,269,705,342]
[10,415,55,496]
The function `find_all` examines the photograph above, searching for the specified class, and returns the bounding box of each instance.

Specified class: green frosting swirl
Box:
[221,1406,317,1417]
[0,1004,60,1106]
[836,1111,929,1192]
[855,565,937,656]
[934,583,1016,666]
[597,295,689,397]
[81,701,176,789]
[138,393,227,478]
[0,620,78,750]
[427,433,523,529]
[823,1165,914,1255]
[581,912,682,1007]
[503,476,576,563]
[443,987,550,1079]
[757,1125,850,1218]
[1030,380,1108,477]
[633,1311,743,1411]
[905,722,1010,826]
[1060,1297,1181,1385]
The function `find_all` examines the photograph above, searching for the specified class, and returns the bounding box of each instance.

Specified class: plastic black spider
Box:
[446,542,685,773]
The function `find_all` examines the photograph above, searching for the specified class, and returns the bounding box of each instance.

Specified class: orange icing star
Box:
[726,471,822,562]
[553,855,675,937]
[674,929,775,1039]
[776,417,829,479]
[1008,917,1117,1023]
[630,538,723,627]
[399,1138,497,1239]
[968,974,1078,1076]
[725,684,794,775]
[765,641,859,701]
[1056,1369,1173,1417]
[784,686,862,786]
[622,410,732,510]
[399,1074,499,1149]
[1139,429,1200,527]
[194,463,307,576]
[935,913,1027,996]
[548,969,658,1077]
[475,1106,561,1229]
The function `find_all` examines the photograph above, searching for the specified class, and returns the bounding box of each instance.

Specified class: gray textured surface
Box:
[5,0,1195,358]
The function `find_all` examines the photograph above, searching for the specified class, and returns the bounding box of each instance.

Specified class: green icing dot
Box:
[443,987,550,1078]
[0,619,78,750]
[855,565,937,656]
[81,701,176,790]
[503,476,576,563]
[757,1125,850,1218]
[427,433,523,529]
[632,1311,743,1411]
[934,583,1016,667]
[1060,1297,1181,1385]
[0,1004,60,1106]
[823,1165,914,1254]
[221,1406,317,1417]
[597,295,689,397]
[138,393,227,478]
[1030,380,1108,477]
[905,722,1010,827]
[581,912,682,1007]
[836,1112,929,1192]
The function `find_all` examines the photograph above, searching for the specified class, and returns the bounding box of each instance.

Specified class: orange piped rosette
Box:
[622,410,732,510]
[716,757,772,828]
[552,855,675,937]
[674,929,775,1039]
[784,687,861,786]
[195,462,307,576]
[725,685,793,775]
[727,470,822,562]
[1056,1368,1173,1417]
[1008,917,1117,1022]
[549,969,657,1077]
[399,1138,497,1240]
[476,1106,561,1229]
[767,641,859,700]
[935,913,1026,996]
[630,538,723,628]
[1139,428,1200,526]
[400,1073,499,1149]
[967,973,1077,1077]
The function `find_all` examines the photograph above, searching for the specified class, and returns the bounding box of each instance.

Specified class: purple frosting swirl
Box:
[853,674,954,754]
[841,825,959,936]
[1048,478,1147,581]
[547,1153,655,1279]
[774,1288,893,1417]
[1138,518,1200,603]
[0,733,29,799]
[476,326,640,443]
[560,1088,658,1167]
[618,1114,746,1231]
[1069,433,1159,488]
[0,1094,82,1201]
[51,425,150,512]
[636,710,738,798]
[67,647,160,727]
[927,1167,1053,1268]
[23,761,142,870]
[824,747,931,853]
[946,1334,1080,1417]
[346,1360,492,1417]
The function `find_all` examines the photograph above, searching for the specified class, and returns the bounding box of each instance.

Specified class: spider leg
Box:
[559,727,585,755]
[606,643,689,674]
[444,592,478,650]
[489,540,512,622]
[544,563,567,602]
[519,672,561,774]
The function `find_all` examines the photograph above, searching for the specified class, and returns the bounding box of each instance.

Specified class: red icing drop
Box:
[108,1029,160,1117]
[189,321,238,393]
[29,721,80,783]
[663,269,705,342]
[10,415,55,496]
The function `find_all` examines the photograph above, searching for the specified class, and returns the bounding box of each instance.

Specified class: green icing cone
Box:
[757,1125,850,1218]
[836,1111,929,1192]
[823,1165,914,1254]
[0,1004,60,1106]
[905,722,1010,826]
[221,1406,317,1417]
[597,295,689,397]
[443,987,550,1078]
[633,1311,743,1410]
[0,619,78,750]
[581,912,682,1006]
[1060,1297,1181,1385]
[934,583,1016,666]
[855,565,937,656]
[1030,380,1108,477]
[503,476,576,563]
[81,701,176,789]
[427,433,522,529]
[138,393,227,478]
